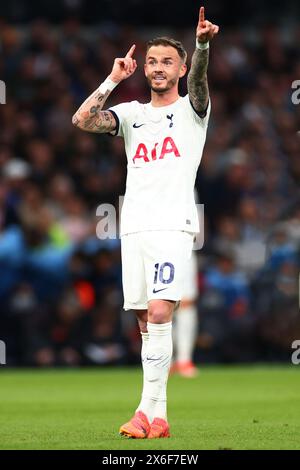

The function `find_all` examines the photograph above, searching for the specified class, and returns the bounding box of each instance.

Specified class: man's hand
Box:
[109,45,138,83]
[196,6,219,43]
[72,44,137,134]
[187,6,218,115]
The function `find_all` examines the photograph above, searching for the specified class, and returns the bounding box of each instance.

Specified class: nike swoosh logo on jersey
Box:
[152,287,168,294]
[133,123,145,128]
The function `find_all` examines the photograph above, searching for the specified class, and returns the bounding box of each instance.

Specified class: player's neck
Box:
[150,88,180,108]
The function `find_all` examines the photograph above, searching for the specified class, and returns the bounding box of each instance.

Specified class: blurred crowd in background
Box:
[0,1,300,366]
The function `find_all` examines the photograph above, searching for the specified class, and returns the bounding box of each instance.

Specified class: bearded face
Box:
[144,45,186,94]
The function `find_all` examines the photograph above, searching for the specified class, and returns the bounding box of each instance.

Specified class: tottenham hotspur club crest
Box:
[167,114,174,128]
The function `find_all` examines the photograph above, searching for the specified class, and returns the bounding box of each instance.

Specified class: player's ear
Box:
[144,63,147,77]
[179,63,187,78]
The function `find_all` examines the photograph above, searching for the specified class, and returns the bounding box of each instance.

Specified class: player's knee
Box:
[148,310,168,324]
[148,301,173,324]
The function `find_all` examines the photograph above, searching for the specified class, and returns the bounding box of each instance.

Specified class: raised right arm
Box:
[72,44,137,134]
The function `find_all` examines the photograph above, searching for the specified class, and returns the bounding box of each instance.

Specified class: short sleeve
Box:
[183,94,211,128]
[108,101,134,138]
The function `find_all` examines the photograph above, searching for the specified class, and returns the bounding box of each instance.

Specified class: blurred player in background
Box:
[172,191,200,378]
[172,250,199,378]
[73,6,219,439]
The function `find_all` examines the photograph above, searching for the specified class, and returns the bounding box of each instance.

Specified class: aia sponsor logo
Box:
[133,136,180,164]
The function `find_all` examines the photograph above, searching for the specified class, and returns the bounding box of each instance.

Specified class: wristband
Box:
[98,77,119,95]
[196,40,209,50]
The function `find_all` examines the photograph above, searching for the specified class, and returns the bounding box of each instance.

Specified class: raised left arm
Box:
[187,6,219,116]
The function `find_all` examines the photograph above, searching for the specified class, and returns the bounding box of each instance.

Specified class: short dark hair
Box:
[146,37,187,63]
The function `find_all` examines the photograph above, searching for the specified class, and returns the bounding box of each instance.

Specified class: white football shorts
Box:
[121,230,194,311]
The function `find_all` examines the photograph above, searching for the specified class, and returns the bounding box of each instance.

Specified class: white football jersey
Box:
[109,95,210,237]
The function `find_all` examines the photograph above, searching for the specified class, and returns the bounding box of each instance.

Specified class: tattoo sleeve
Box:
[187,48,209,116]
[72,88,117,133]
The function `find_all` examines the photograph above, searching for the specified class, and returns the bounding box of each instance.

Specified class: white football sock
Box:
[175,305,198,363]
[136,331,150,413]
[172,316,177,362]
[141,331,149,361]
[137,322,172,422]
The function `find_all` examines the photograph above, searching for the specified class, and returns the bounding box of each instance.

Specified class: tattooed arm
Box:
[187,6,219,115]
[187,48,209,116]
[72,45,137,134]
[72,88,117,134]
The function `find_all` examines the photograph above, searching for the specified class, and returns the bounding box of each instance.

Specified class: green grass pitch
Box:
[0,366,299,450]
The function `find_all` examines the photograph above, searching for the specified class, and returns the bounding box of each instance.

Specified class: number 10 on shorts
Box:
[154,262,175,285]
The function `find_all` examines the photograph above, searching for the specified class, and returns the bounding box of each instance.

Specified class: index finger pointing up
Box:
[199,6,205,25]
[126,44,136,58]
